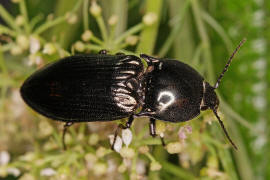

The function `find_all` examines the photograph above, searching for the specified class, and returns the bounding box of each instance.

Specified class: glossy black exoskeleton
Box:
[20,39,246,150]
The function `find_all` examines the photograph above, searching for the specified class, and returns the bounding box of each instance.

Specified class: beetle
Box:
[20,39,246,150]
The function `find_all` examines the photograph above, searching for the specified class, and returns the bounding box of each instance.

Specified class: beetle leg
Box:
[99,49,108,54]
[140,54,160,66]
[62,122,73,150]
[159,133,166,147]
[149,118,156,137]
[111,115,134,150]
[149,118,166,146]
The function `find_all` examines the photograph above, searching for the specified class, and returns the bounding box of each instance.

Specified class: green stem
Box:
[96,15,108,41]
[158,0,190,57]
[202,10,233,53]
[191,0,215,83]
[0,25,17,37]
[84,44,104,52]
[29,14,44,30]
[160,161,196,179]
[34,16,66,35]
[145,152,156,162]
[115,23,144,44]
[0,4,21,32]
[83,0,89,30]
[136,0,163,54]
[90,35,104,45]
[19,0,31,34]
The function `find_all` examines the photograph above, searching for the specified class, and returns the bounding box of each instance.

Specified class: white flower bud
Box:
[155,120,166,135]
[90,2,102,17]
[88,133,99,145]
[178,127,187,140]
[150,161,162,171]
[66,13,77,24]
[43,43,56,55]
[166,142,182,154]
[120,147,135,159]
[93,162,107,176]
[74,41,85,52]
[143,12,157,26]
[10,45,23,55]
[122,128,132,146]
[0,151,10,165]
[125,35,139,46]
[7,168,20,177]
[16,35,29,50]
[81,30,93,42]
[108,135,122,153]
[30,36,41,54]
[108,15,118,26]
[96,147,107,158]
[15,15,24,26]
[40,168,56,176]
[118,163,127,173]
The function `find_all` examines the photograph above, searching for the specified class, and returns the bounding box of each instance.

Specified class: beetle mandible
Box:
[20,39,246,150]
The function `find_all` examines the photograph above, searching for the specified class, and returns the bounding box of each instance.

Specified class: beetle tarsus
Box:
[160,135,166,146]
[149,118,156,137]
[62,122,73,150]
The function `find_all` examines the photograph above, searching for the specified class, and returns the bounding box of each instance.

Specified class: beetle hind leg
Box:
[111,115,134,150]
[62,122,73,150]
[149,118,166,146]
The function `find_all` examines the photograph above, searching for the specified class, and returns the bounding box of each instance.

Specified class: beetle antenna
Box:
[212,109,238,150]
[214,38,246,89]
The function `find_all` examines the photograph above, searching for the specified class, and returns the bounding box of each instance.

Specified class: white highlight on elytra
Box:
[157,91,175,111]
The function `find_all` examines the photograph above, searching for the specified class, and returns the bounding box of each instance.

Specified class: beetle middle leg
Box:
[149,118,166,146]
[111,115,134,150]
[62,122,73,150]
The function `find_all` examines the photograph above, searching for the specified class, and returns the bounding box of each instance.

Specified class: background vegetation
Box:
[0,0,269,179]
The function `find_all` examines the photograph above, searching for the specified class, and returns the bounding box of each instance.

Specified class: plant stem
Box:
[19,0,31,34]
[83,0,89,30]
[0,4,21,32]
[115,23,144,44]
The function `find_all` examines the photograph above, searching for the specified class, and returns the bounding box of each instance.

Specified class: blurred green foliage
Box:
[0,0,269,179]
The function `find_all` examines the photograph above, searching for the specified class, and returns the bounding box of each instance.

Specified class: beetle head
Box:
[200,82,219,111]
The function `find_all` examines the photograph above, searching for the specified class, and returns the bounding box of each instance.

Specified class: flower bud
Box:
[178,127,187,140]
[150,161,162,171]
[43,43,56,55]
[122,129,132,146]
[125,35,139,46]
[10,45,23,55]
[88,133,99,145]
[120,147,135,159]
[0,151,10,166]
[166,142,182,154]
[16,35,29,50]
[74,41,85,52]
[93,162,107,176]
[108,15,118,26]
[81,30,93,42]
[90,2,102,17]
[108,135,122,153]
[118,163,127,173]
[143,12,157,26]
[29,36,41,54]
[138,146,149,154]
[155,120,166,135]
[66,13,77,24]
[15,15,24,26]
[40,168,56,176]
[96,147,107,158]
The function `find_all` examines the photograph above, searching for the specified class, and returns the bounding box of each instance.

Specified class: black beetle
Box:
[20,39,246,150]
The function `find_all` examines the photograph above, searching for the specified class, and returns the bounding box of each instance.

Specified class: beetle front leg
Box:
[149,118,156,137]
[99,49,108,54]
[62,122,73,150]
[111,115,134,150]
[149,118,166,146]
